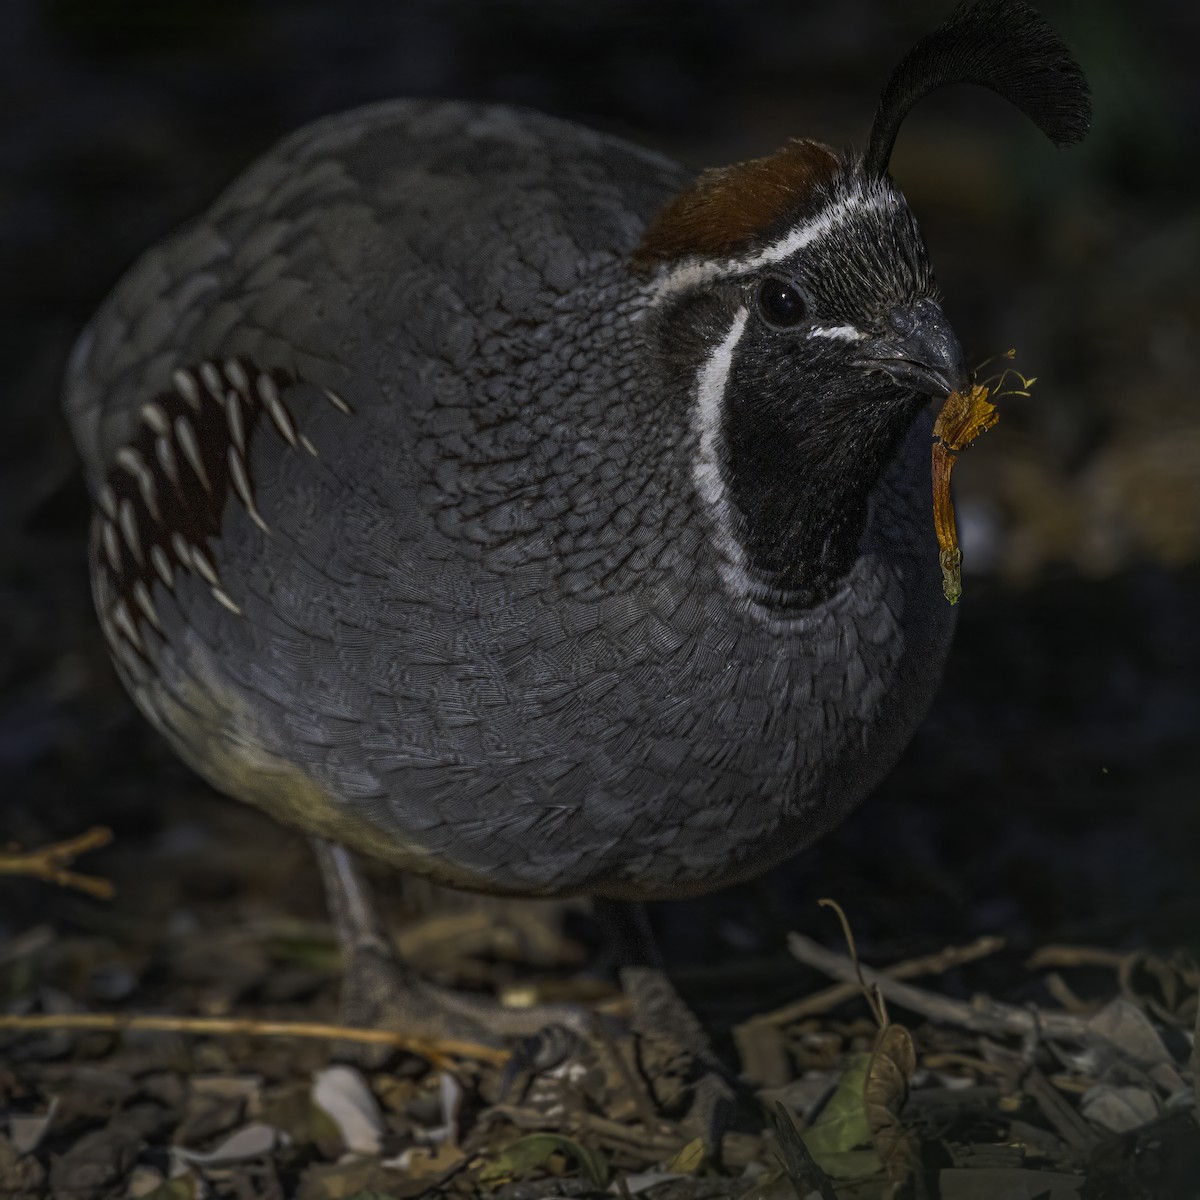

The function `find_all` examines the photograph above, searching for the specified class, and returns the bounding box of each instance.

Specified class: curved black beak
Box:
[853,298,969,398]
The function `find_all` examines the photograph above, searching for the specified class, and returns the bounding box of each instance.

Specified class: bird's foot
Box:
[336,939,590,1069]
[618,965,742,1156]
[336,940,493,1057]
[315,838,590,1069]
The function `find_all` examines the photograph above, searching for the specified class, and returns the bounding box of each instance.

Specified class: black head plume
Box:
[864,0,1092,178]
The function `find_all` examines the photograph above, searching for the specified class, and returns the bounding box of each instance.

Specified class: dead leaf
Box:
[665,1137,705,1175]
[312,1065,385,1156]
[421,1071,463,1145]
[619,1171,687,1195]
[806,1149,884,1181]
[8,1099,58,1155]
[863,1023,917,1191]
[931,380,1003,604]
[48,1123,141,1196]
[762,1072,840,1123]
[735,1017,791,1088]
[933,383,1000,451]
[801,1053,880,1179]
[175,1089,246,1148]
[141,1177,200,1200]
[1192,990,1199,1124]
[1079,1083,1159,1134]
[932,443,964,604]
[1085,998,1175,1072]
[127,1165,168,1199]
[173,1122,280,1166]
[298,1159,410,1200]
[0,1136,46,1196]
[478,1133,608,1190]
[383,1141,465,1177]
[190,1074,261,1100]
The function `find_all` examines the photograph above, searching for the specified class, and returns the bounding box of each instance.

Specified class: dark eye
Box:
[757,277,807,328]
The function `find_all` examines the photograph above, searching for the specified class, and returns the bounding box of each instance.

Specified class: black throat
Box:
[720,347,920,606]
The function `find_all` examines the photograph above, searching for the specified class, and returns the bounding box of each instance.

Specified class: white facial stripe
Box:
[693,306,752,585]
[649,185,899,307]
[751,187,894,270]
[807,324,865,342]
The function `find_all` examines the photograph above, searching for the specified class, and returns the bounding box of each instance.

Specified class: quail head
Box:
[64,1,1090,911]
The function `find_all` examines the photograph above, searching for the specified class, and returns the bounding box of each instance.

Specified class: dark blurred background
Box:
[2,0,1198,1023]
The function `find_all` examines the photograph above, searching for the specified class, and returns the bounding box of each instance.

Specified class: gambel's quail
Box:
[64,0,1089,1104]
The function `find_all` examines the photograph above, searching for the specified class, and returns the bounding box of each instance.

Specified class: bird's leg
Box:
[313,837,492,1057]
[592,898,739,1152]
[592,898,712,1055]
[312,839,588,1064]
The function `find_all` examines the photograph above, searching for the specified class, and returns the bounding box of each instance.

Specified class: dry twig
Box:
[787,932,1091,1042]
[0,827,115,899]
[922,1051,1013,1080]
[1026,944,1127,972]
[1191,994,1199,1124]
[1043,972,1095,1015]
[0,1011,507,1068]
[1022,1068,1100,1152]
[771,1102,837,1200]
[757,934,1005,1027]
